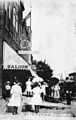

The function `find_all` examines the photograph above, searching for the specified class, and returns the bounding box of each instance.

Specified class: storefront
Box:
[2,42,33,93]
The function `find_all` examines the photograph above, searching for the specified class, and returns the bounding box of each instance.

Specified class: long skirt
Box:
[8,93,21,107]
[31,94,42,106]
[54,90,60,99]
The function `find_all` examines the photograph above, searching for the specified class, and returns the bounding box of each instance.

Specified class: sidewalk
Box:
[0,98,6,114]
[0,96,76,110]
[0,96,76,117]
[22,96,71,109]
[22,96,76,117]
[0,114,74,120]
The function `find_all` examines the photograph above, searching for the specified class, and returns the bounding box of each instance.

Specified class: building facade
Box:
[0,0,32,96]
[20,11,32,64]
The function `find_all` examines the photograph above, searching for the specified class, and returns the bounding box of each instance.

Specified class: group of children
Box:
[4,77,48,114]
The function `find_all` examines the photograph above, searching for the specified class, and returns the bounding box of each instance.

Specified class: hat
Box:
[33,82,39,87]
[14,76,17,80]
[6,81,10,84]
[14,77,19,84]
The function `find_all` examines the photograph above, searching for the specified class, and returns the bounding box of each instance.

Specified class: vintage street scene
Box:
[0,0,76,120]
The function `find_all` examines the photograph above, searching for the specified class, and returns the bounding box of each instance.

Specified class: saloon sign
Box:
[7,65,28,70]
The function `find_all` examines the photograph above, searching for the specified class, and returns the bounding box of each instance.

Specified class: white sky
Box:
[23,0,76,78]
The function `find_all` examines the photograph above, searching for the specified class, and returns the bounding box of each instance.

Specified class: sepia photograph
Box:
[0,0,76,119]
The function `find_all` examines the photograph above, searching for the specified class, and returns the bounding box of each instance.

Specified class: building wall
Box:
[21,12,32,64]
[3,0,24,50]
[0,0,28,96]
[0,2,4,97]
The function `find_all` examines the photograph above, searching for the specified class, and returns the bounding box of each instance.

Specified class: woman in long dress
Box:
[31,82,42,113]
[8,80,22,115]
[54,83,60,102]
[26,78,32,97]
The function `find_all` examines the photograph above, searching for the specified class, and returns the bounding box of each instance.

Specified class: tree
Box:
[49,77,59,86]
[33,60,53,83]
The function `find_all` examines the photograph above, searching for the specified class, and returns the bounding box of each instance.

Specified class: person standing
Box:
[54,83,60,102]
[31,82,42,113]
[51,86,55,100]
[41,82,48,101]
[8,78,22,115]
[65,77,72,105]
[66,90,71,105]
[5,81,11,102]
[26,78,32,97]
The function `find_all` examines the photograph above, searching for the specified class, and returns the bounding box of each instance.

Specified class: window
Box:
[5,2,8,11]
[9,3,11,19]
[5,2,8,26]
[16,15,18,32]
[26,17,31,27]
[13,8,16,27]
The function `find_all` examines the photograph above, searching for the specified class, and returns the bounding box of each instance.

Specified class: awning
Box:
[3,42,38,78]
[3,42,28,70]
[3,42,39,78]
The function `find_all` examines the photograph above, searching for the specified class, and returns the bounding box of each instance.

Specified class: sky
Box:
[23,0,76,78]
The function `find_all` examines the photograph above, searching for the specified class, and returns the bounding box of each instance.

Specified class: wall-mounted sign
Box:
[7,65,28,70]
[20,40,31,50]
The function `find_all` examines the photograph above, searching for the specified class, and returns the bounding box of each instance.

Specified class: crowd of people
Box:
[4,76,47,114]
[3,75,75,115]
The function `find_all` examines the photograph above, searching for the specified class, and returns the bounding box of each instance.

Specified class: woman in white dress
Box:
[54,83,60,102]
[26,78,32,97]
[8,79,22,115]
[31,82,42,113]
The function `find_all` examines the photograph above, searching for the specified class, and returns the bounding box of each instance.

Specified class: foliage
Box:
[49,77,59,87]
[33,60,53,83]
